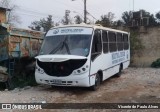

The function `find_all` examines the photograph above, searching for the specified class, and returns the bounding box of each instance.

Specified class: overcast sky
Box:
[10,0,160,29]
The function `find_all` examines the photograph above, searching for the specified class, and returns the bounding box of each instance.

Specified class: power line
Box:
[15,11,47,18]
[54,0,83,11]
[15,1,99,23]
[15,7,63,19]
[87,11,98,20]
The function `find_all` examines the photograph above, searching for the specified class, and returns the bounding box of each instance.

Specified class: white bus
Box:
[35,24,130,90]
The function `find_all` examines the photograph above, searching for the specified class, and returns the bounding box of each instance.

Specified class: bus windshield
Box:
[40,34,92,57]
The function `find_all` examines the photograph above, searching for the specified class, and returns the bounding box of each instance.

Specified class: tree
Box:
[112,20,124,28]
[155,11,160,23]
[0,0,10,7]
[74,15,83,24]
[121,11,132,26]
[0,0,21,26]
[96,12,115,27]
[61,10,72,25]
[29,15,54,32]
[148,14,158,26]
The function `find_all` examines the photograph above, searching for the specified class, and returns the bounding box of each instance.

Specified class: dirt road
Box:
[0,67,160,111]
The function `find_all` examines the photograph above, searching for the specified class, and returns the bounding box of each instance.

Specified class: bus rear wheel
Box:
[90,73,100,91]
[116,64,123,77]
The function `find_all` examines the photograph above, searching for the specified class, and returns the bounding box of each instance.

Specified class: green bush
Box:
[151,58,160,68]
[12,74,38,88]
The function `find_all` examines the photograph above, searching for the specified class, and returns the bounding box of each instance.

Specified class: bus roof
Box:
[51,24,129,34]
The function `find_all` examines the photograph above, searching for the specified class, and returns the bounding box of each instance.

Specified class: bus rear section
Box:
[89,28,130,90]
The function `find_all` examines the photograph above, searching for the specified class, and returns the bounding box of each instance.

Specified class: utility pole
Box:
[133,0,134,11]
[72,0,87,23]
[84,0,87,23]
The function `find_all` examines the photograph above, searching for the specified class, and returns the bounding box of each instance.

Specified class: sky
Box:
[8,0,160,29]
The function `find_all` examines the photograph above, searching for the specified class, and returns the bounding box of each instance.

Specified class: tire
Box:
[90,73,101,91]
[51,85,56,89]
[116,64,123,77]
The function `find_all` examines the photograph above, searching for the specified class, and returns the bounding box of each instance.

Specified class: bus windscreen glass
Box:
[40,35,92,56]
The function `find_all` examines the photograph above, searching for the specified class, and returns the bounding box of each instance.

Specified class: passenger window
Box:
[123,34,129,50]
[108,32,117,52]
[102,30,109,53]
[91,29,102,60]
[117,33,124,51]
[102,31,108,42]
[92,30,102,53]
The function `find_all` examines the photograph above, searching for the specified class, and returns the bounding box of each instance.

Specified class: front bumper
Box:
[35,72,90,87]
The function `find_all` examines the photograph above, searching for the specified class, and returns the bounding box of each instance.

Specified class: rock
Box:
[5,89,8,91]
[31,100,47,103]
[41,101,46,103]
[31,98,36,101]
[147,81,155,85]
[0,66,7,73]
[131,100,138,103]
[128,97,132,100]
[156,96,160,99]
[97,95,102,97]
[23,86,31,90]
[71,95,76,98]
[11,88,20,93]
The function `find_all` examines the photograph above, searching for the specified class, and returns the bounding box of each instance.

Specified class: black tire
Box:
[116,64,123,77]
[51,85,55,88]
[90,73,101,91]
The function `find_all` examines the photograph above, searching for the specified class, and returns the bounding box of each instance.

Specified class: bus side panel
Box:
[103,64,120,81]
[90,49,130,86]
[89,53,112,86]
[90,55,103,86]
[122,49,130,69]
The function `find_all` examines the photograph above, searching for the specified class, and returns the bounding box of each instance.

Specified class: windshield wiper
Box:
[64,41,71,54]
[49,37,71,54]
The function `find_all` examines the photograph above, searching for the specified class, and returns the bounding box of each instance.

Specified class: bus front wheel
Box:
[90,73,100,91]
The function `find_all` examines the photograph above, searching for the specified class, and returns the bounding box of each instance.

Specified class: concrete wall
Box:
[131,27,160,67]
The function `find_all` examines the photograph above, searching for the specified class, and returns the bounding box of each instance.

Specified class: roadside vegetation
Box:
[151,58,160,68]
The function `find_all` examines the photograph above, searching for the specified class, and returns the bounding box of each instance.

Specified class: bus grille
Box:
[37,59,87,77]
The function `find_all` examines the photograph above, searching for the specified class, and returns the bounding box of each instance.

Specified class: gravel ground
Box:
[0,67,160,112]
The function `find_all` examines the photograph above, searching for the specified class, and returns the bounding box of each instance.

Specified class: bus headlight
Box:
[74,65,89,75]
[36,66,44,74]
[82,68,86,71]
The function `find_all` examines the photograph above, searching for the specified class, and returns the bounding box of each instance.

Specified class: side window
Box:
[91,29,102,60]
[92,29,102,53]
[117,33,123,51]
[123,34,129,50]
[108,32,117,52]
[102,30,108,53]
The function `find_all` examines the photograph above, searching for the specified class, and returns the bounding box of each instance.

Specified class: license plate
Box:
[52,79,62,84]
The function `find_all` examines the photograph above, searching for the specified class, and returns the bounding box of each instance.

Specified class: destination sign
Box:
[46,27,93,36]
